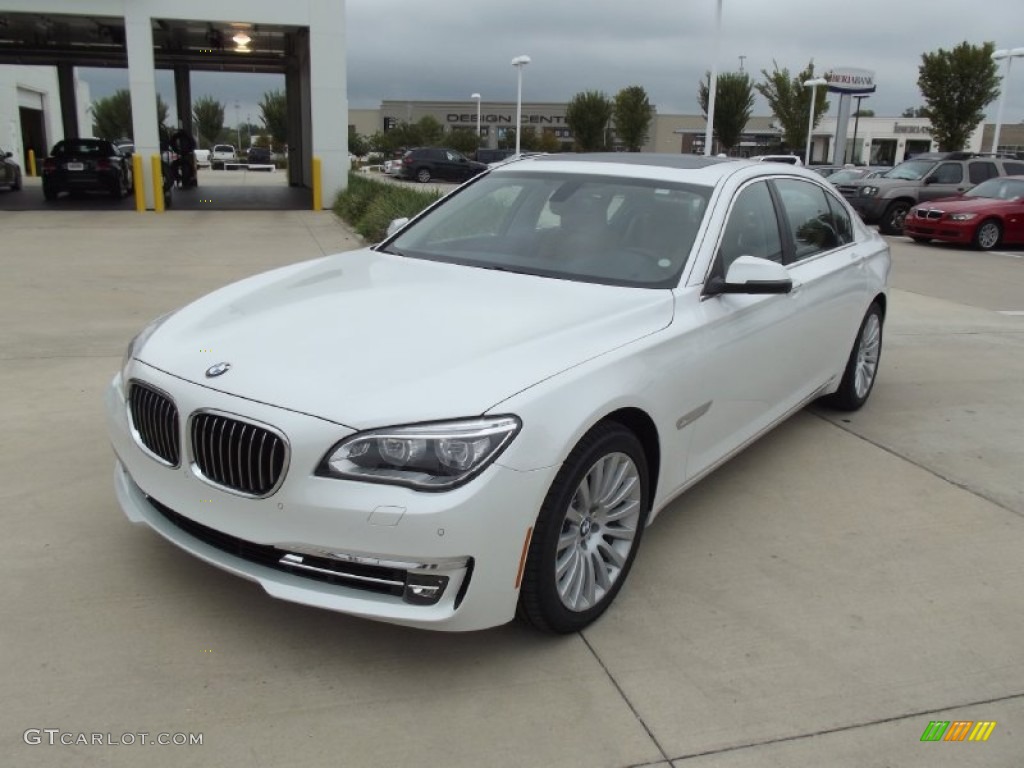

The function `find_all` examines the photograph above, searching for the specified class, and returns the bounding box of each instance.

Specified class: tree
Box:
[565,90,613,152]
[537,130,562,153]
[755,61,829,151]
[413,115,445,147]
[901,106,929,118]
[854,108,875,117]
[91,89,169,140]
[258,89,288,151]
[917,41,1000,151]
[347,127,370,157]
[192,96,224,149]
[612,85,653,152]
[446,128,479,155]
[697,71,754,153]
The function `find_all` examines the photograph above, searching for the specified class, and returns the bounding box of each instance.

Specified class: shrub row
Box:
[332,173,442,243]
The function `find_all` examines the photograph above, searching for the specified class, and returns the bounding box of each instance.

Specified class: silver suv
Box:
[837,152,1024,235]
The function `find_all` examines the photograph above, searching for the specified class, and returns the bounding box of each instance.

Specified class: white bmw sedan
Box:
[106,154,889,633]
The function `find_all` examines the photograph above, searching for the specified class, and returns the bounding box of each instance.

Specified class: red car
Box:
[905,176,1024,250]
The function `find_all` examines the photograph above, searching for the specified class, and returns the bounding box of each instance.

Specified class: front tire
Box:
[910,236,930,244]
[973,219,1001,251]
[879,202,910,236]
[518,422,650,633]
[822,302,883,411]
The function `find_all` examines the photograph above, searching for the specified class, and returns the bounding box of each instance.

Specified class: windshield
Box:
[881,160,936,181]
[385,171,712,288]
[965,178,1024,200]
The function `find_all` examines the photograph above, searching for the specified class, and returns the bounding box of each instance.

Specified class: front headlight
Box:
[949,212,978,221]
[121,310,177,380]
[860,186,879,197]
[318,416,521,491]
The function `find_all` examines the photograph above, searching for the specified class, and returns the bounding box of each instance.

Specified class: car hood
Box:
[914,196,1015,213]
[137,249,673,429]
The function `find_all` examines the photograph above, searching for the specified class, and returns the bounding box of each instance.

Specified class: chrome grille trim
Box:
[188,410,289,498]
[126,380,181,467]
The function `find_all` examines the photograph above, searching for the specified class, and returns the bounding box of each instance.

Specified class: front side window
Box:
[774,179,842,261]
[712,181,783,281]
[386,172,711,288]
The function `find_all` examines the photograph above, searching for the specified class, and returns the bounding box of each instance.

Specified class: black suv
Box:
[398,148,487,183]
[837,152,1024,235]
[247,146,273,165]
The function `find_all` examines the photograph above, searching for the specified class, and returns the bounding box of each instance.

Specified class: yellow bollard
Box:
[132,154,145,212]
[28,149,36,177]
[312,156,322,211]
[150,155,164,212]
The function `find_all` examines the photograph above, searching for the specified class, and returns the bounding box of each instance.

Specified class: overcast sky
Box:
[79,0,1024,131]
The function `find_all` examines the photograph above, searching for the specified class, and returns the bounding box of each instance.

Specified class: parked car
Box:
[194,149,211,168]
[247,146,273,164]
[836,152,1024,235]
[210,144,236,169]
[904,176,1024,250]
[825,167,889,184]
[398,147,487,183]
[810,164,844,176]
[1,146,22,191]
[42,138,132,200]
[751,154,803,166]
[108,153,889,633]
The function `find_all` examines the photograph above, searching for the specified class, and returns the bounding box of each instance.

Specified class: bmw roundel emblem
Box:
[205,362,231,378]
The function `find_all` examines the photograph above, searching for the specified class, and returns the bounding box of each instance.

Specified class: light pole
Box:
[511,55,531,157]
[234,101,241,150]
[471,93,481,140]
[991,47,1024,155]
[703,0,723,156]
[850,95,868,164]
[803,78,828,165]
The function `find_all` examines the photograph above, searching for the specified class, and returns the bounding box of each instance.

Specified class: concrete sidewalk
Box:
[1,212,1021,767]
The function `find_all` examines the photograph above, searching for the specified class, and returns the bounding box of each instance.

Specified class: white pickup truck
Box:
[210,144,236,170]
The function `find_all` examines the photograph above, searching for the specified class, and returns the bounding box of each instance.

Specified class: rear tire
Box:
[416,167,432,183]
[517,422,650,634]
[43,183,57,201]
[973,219,1001,251]
[822,302,883,412]
[910,236,931,244]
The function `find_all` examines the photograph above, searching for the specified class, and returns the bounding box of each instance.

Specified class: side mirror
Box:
[923,176,936,185]
[386,217,410,237]
[706,255,793,296]
[3,151,11,159]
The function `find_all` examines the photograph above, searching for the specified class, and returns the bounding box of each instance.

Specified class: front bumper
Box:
[105,367,552,631]
[903,215,974,244]
[846,195,887,223]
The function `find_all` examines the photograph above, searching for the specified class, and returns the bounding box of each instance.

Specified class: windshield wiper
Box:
[377,245,405,256]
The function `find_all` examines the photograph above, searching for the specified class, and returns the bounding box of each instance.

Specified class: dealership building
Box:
[351,100,1002,164]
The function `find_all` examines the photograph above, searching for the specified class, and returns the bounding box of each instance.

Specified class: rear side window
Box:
[774,179,842,261]
[824,192,854,246]
[968,162,998,184]
[1004,162,1024,175]
[931,163,963,184]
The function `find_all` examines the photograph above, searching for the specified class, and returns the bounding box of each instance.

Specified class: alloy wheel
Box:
[555,452,642,612]
[854,313,881,399]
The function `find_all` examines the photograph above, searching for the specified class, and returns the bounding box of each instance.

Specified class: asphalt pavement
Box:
[1,207,1021,767]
